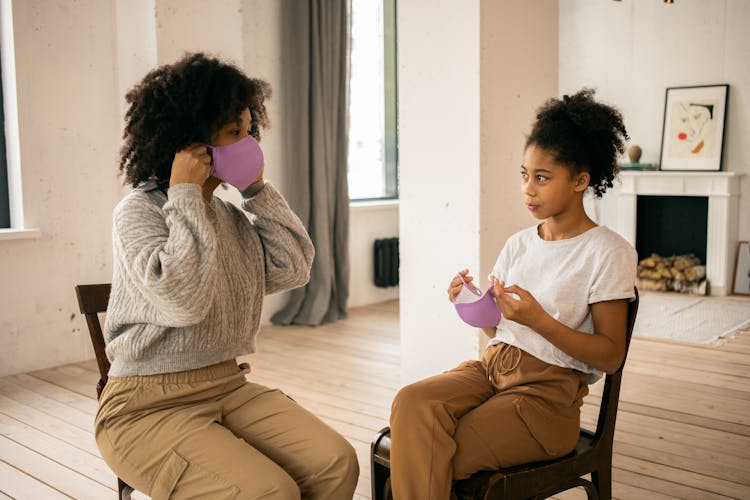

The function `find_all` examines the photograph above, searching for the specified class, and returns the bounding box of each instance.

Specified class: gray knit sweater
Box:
[104,181,314,376]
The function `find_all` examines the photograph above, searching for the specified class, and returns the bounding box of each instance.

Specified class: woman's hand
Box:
[253,163,265,185]
[491,278,548,330]
[169,145,212,187]
[447,269,478,302]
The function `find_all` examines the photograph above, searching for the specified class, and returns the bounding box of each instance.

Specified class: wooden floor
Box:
[1,299,749,499]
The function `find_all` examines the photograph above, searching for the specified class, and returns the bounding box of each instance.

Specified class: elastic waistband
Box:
[107,359,244,385]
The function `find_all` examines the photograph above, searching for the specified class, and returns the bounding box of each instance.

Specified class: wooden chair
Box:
[74,283,134,500]
[371,289,639,500]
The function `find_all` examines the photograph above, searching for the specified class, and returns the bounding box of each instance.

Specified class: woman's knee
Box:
[332,438,359,485]
[298,434,358,497]
[231,468,301,500]
[264,473,301,500]
[322,434,359,480]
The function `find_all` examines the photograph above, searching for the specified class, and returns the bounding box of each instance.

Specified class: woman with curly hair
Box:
[388,89,637,499]
[95,53,358,499]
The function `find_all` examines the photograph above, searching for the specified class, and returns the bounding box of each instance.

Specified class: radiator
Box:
[373,237,399,287]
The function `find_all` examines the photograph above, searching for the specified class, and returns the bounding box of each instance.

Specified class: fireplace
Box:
[616,171,743,296]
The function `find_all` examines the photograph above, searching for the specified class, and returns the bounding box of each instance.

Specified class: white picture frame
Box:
[732,241,750,296]
[659,84,729,171]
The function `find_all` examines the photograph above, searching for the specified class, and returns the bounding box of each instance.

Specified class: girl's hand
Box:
[170,145,212,187]
[492,279,547,330]
[447,268,477,302]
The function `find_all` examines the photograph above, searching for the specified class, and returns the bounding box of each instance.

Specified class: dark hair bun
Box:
[526,88,628,198]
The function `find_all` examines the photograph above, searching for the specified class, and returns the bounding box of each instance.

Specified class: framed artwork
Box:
[659,84,729,171]
[732,241,750,296]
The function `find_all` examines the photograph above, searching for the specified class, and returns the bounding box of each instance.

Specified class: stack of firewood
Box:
[636,253,708,294]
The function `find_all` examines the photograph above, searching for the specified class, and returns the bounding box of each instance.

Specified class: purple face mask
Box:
[207,135,264,191]
[453,274,502,328]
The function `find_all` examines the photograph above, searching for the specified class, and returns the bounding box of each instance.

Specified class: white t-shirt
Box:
[489,224,637,383]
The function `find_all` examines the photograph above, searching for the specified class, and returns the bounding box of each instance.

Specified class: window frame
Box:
[0,53,10,228]
[348,0,399,203]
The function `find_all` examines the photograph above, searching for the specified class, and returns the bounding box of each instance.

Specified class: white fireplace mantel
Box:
[616,171,743,295]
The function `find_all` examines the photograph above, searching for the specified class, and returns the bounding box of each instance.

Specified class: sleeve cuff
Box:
[167,183,203,200]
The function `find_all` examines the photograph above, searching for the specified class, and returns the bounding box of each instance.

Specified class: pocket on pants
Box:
[150,449,189,500]
[514,396,579,457]
[151,449,241,500]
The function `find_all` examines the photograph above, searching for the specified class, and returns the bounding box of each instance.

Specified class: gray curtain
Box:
[272,0,350,326]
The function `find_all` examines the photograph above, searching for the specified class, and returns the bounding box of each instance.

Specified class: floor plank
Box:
[1,299,748,499]
[0,414,116,488]
[0,436,113,499]
[0,459,69,499]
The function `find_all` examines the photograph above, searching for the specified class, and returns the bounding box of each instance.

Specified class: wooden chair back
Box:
[74,283,111,398]
[593,287,640,443]
[74,283,134,499]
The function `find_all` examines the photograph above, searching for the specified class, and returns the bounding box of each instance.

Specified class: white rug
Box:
[633,291,750,344]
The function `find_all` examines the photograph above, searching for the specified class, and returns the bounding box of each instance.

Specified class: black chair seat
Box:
[372,428,601,500]
[452,430,599,500]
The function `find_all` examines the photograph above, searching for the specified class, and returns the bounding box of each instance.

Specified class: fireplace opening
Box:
[635,195,709,294]
[636,195,708,263]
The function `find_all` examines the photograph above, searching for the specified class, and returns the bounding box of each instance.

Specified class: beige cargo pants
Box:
[95,360,359,499]
[389,343,588,500]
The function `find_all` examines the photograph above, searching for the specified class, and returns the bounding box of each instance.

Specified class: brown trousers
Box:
[95,360,359,499]
[389,343,588,500]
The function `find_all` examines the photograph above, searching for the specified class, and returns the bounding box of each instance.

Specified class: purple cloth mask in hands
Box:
[453,273,502,328]
[207,135,264,191]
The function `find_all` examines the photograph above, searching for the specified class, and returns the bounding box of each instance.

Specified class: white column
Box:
[617,174,638,246]
[707,190,741,296]
[398,0,481,384]
[115,0,157,123]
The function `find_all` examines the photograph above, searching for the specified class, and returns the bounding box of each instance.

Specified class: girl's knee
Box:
[392,381,429,414]
[390,382,439,432]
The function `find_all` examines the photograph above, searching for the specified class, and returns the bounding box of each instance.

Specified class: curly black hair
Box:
[525,88,628,198]
[119,53,271,187]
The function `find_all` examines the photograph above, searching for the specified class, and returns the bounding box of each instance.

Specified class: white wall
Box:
[0,0,122,376]
[348,202,399,308]
[560,0,750,244]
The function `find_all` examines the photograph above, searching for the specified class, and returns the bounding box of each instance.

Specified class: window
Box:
[347,0,398,201]
[0,54,9,228]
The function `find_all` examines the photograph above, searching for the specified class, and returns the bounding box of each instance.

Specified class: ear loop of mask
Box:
[206,146,216,177]
[456,273,482,297]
